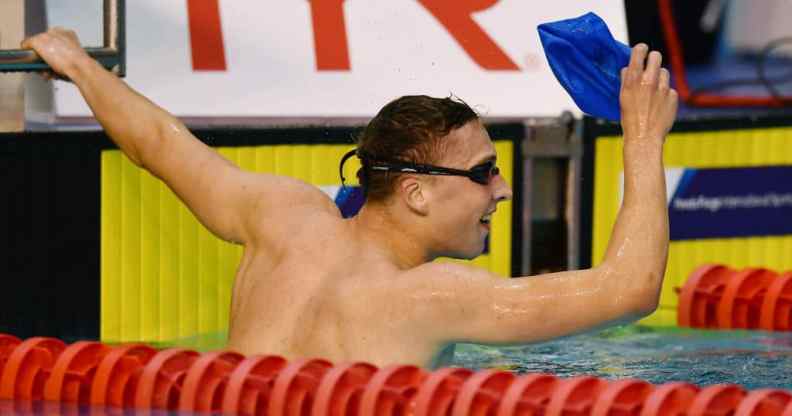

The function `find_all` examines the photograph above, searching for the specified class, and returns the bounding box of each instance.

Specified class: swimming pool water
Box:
[453,325,792,390]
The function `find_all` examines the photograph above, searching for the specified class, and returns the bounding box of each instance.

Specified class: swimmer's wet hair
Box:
[346,95,479,202]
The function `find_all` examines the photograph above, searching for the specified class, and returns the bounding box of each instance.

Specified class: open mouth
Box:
[479,214,492,225]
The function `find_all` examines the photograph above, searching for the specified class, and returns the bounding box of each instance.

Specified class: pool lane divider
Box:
[677,264,792,330]
[0,334,790,415]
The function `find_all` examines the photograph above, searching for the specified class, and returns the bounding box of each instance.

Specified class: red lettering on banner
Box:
[417,0,519,70]
[186,0,227,71]
[308,0,351,70]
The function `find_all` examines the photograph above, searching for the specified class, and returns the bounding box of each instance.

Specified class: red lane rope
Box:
[677,264,792,331]
[0,333,789,415]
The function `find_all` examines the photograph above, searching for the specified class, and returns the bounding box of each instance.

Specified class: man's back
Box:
[225,202,444,366]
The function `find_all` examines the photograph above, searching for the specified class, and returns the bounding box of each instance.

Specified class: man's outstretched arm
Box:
[370,44,677,347]
[22,28,335,245]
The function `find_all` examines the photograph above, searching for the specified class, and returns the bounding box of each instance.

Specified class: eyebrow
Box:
[469,154,497,168]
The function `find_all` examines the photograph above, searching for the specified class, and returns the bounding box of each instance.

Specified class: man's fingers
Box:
[668,89,679,112]
[619,67,628,92]
[20,33,51,52]
[624,44,648,87]
[658,68,670,92]
[628,44,648,72]
[19,35,37,50]
[49,27,78,43]
[642,51,662,87]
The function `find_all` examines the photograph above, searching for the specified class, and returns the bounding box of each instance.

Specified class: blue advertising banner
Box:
[667,166,792,240]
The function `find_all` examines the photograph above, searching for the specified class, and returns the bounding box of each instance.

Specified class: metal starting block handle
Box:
[0,0,125,76]
[0,47,123,75]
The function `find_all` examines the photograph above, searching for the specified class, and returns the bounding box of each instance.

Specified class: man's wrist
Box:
[65,55,104,85]
[624,141,664,167]
[624,135,664,153]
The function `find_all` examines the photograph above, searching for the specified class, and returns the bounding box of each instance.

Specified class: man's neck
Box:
[350,203,430,270]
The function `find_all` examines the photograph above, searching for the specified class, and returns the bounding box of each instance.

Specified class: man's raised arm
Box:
[375,44,677,347]
[22,28,335,245]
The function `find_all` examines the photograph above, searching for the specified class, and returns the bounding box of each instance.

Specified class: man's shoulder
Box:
[246,192,343,251]
[268,177,341,215]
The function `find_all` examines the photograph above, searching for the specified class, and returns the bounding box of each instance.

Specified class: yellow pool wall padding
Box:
[101,141,514,343]
[592,127,792,327]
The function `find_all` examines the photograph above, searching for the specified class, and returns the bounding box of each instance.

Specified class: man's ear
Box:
[398,175,430,215]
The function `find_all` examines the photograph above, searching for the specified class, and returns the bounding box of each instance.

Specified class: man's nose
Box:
[493,175,513,202]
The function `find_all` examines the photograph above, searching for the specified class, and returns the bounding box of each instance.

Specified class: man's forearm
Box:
[66,57,181,169]
[602,139,669,311]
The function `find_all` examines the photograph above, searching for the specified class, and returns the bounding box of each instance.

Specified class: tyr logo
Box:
[308,0,519,71]
[186,0,519,71]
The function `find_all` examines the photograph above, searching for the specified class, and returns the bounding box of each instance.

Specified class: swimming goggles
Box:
[340,149,500,186]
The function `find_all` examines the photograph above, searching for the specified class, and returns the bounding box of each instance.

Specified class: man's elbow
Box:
[628,272,663,317]
[632,297,659,319]
[133,113,185,169]
[598,261,663,319]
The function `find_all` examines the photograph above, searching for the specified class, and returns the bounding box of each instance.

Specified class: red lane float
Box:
[546,376,608,416]
[412,367,473,416]
[268,358,332,415]
[358,364,425,415]
[0,333,789,415]
[179,350,244,413]
[678,265,734,329]
[735,389,792,416]
[90,343,157,408]
[639,382,699,416]
[760,273,792,331]
[312,361,377,415]
[678,265,792,330]
[497,373,558,416]
[0,337,66,400]
[0,334,21,371]
[591,379,654,416]
[717,269,777,329]
[222,354,288,415]
[687,384,746,416]
[133,348,199,411]
[452,369,515,416]
[43,340,113,403]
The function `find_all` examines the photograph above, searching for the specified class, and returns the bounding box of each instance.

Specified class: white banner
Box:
[42,0,627,121]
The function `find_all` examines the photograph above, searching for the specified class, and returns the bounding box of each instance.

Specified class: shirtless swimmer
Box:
[21,28,677,367]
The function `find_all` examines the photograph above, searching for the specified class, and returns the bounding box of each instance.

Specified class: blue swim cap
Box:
[538,12,631,121]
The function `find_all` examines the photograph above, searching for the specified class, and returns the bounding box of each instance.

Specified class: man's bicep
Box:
[389,264,524,344]
[153,136,336,244]
[415,266,640,346]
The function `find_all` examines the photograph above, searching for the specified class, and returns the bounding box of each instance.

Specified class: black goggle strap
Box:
[369,160,496,184]
[369,161,466,177]
[339,148,360,187]
[339,148,498,185]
